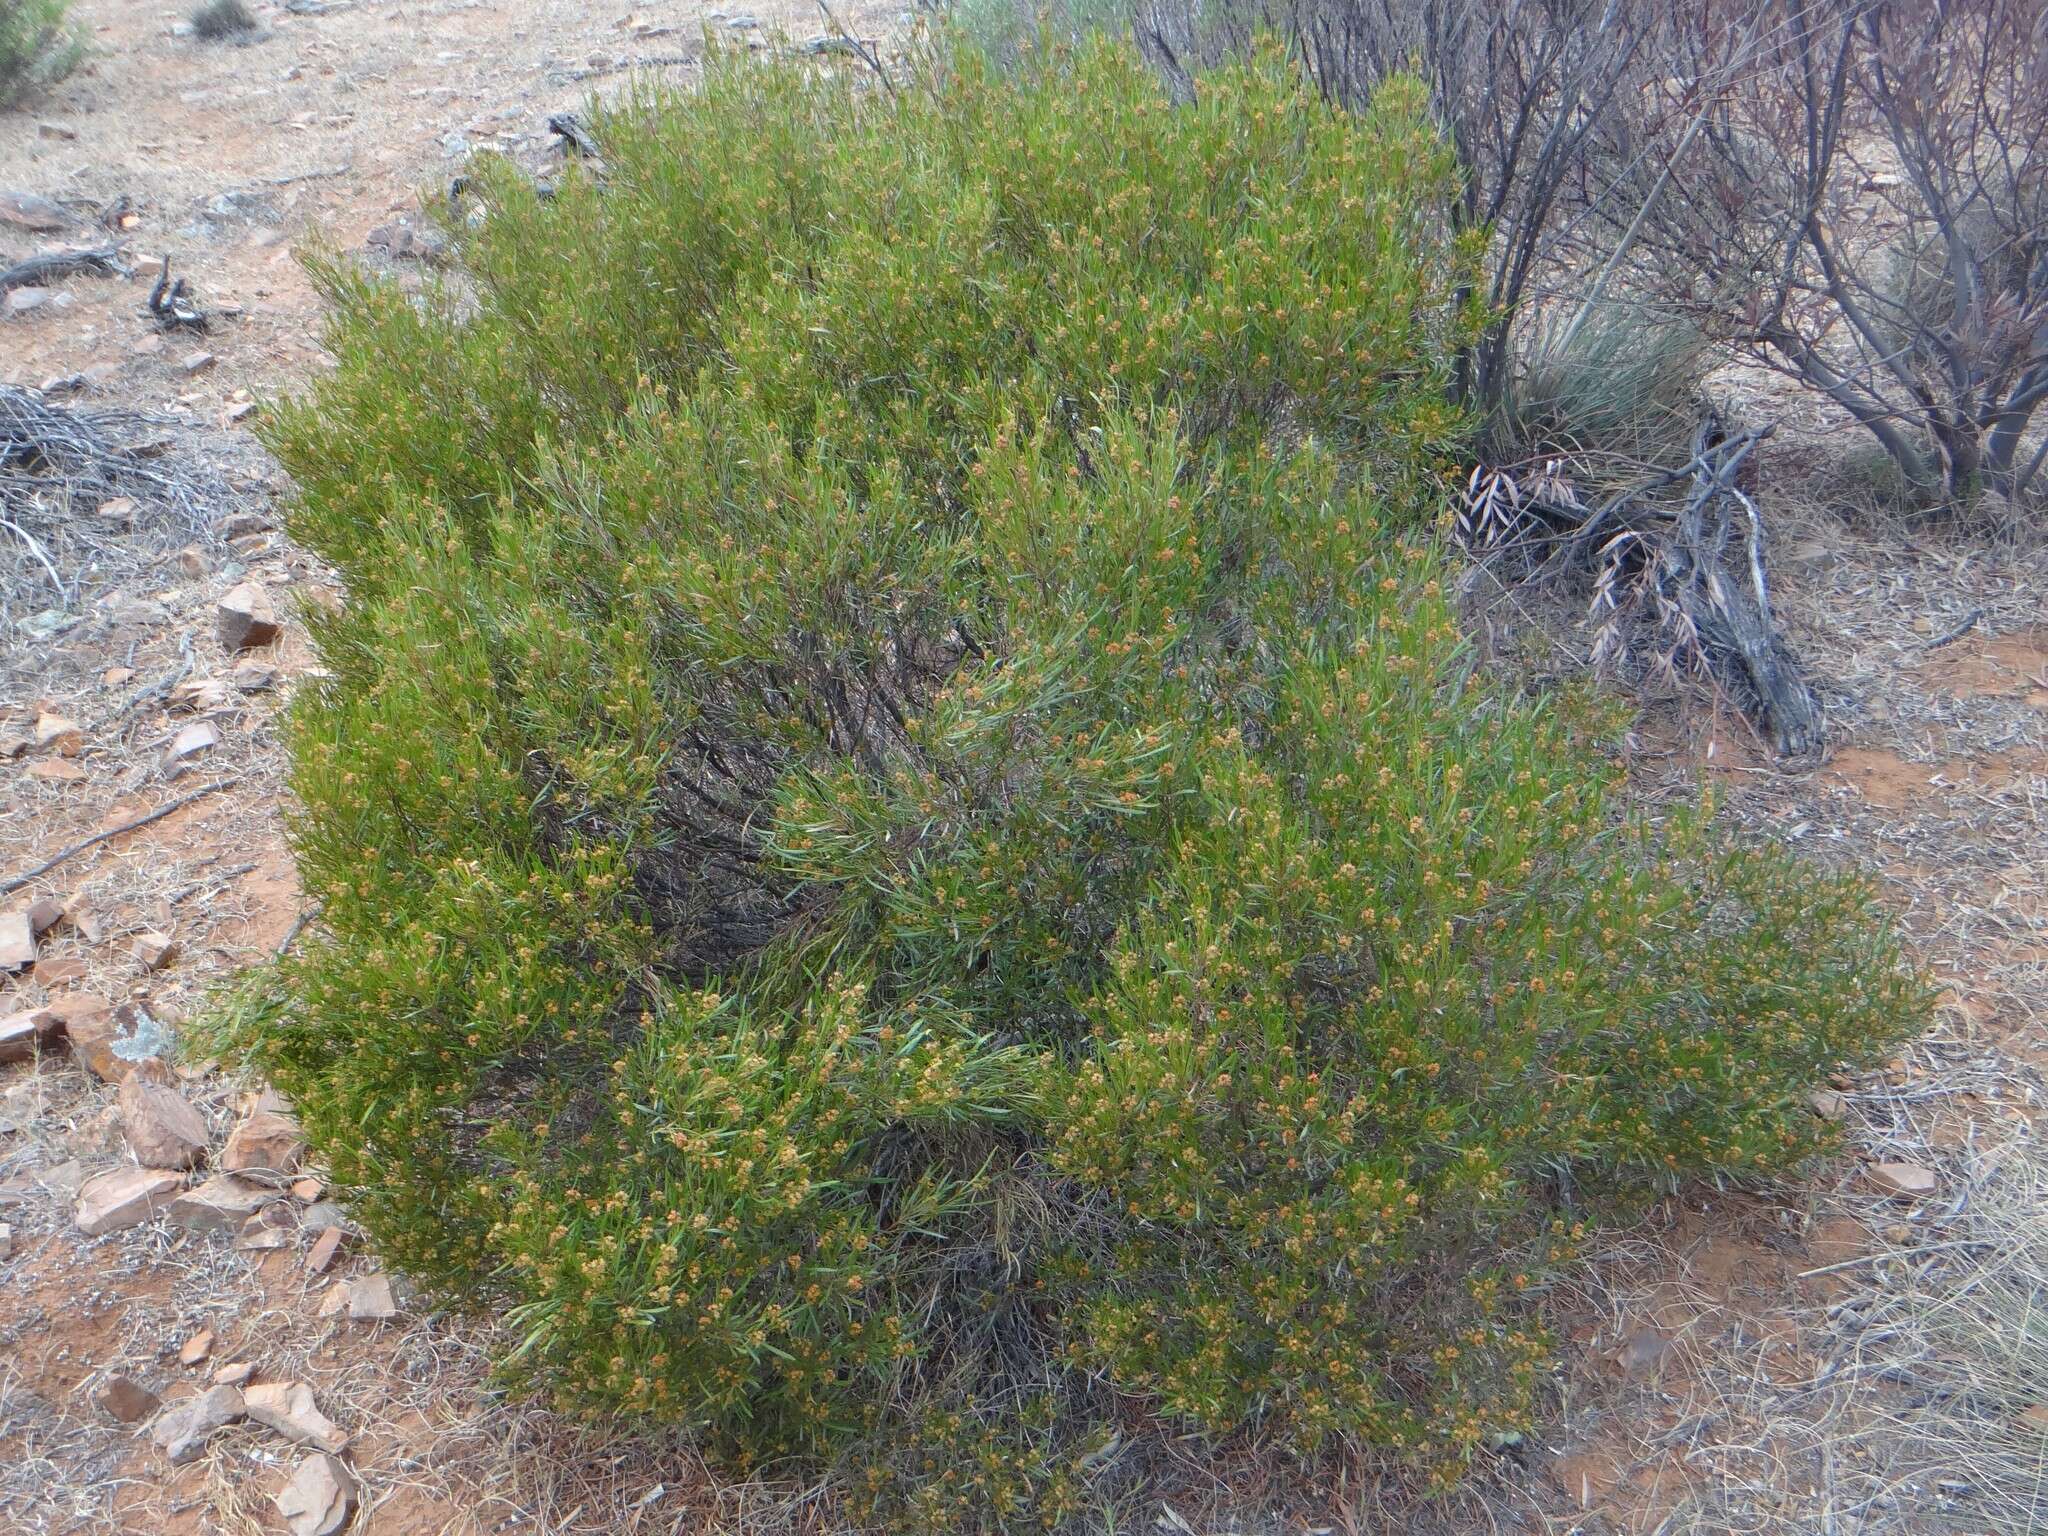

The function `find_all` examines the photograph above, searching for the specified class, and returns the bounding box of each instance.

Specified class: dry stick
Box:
[0,777,235,896]
[276,902,323,956]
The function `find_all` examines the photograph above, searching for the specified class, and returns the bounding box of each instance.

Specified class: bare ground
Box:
[4,4,2047,1534]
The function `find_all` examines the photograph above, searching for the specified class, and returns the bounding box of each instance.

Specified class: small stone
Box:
[179,350,217,375]
[134,931,178,971]
[290,1176,325,1202]
[119,1072,210,1169]
[0,1007,59,1063]
[245,1380,349,1452]
[169,678,231,713]
[97,495,136,523]
[227,399,259,423]
[179,1327,215,1366]
[0,732,26,758]
[65,899,106,943]
[169,1174,277,1234]
[27,758,86,783]
[1869,1162,1937,1199]
[5,287,48,315]
[1808,1090,1848,1120]
[217,582,280,650]
[304,1225,346,1274]
[344,1272,397,1321]
[33,711,82,754]
[276,1451,357,1536]
[25,895,64,934]
[103,666,137,686]
[98,1375,162,1423]
[218,512,268,538]
[231,658,278,692]
[177,546,211,579]
[76,1167,185,1236]
[236,1213,291,1251]
[0,913,36,971]
[300,1200,348,1231]
[0,1222,12,1258]
[223,1105,303,1174]
[166,722,218,763]
[213,1360,254,1387]
[150,1383,245,1464]
[316,1280,350,1317]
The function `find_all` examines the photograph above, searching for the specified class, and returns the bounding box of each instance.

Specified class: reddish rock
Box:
[97,1376,162,1424]
[304,1226,345,1274]
[0,1007,59,1064]
[223,1105,304,1175]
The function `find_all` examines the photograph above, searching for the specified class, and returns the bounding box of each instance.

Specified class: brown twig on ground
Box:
[0,778,236,896]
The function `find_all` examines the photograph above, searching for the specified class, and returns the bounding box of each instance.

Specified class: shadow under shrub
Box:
[216,34,1924,1526]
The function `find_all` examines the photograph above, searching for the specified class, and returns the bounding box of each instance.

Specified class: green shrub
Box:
[216,34,1922,1522]
[0,0,80,107]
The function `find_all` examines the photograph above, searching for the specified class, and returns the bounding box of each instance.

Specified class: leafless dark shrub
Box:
[1617,0,2048,511]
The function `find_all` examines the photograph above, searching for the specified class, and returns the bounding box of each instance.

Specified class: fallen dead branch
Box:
[1458,411,1824,758]
[0,778,236,896]
[0,385,213,529]
[0,245,128,291]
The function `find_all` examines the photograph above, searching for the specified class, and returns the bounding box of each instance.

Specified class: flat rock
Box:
[214,1360,254,1386]
[217,582,280,650]
[179,1327,215,1366]
[150,1383,245,1464]
[245,1380,349,1452]
[169,1174,277,1234]
[98,1375,162,1423]
[223,1106,303,1174]
[165,722,217,765]
[24,895,63,934]
[119,1074,210,1169]
[0,913,34,971]
[276,1450,357,1536]
[1869,1162,1937,1199]
[76,1167,185,1236]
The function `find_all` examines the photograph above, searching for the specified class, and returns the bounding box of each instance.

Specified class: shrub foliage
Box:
[227,35,1920,1522]
[0,0,79,107]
